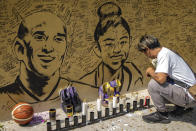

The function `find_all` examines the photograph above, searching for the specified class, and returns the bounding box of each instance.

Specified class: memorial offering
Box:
[49,108,56,122]
[59,86,82,114]
[99,79,121,106]
[12,102,34,125]
[46,96,152,131]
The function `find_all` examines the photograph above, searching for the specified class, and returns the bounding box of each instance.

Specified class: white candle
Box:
[113,96,117,108]
[97,98,101,111]
[82,102,87,115]
[121,96,126,105]
[134,92,138,101]
[108,99,113,111]
[122,97,126,106]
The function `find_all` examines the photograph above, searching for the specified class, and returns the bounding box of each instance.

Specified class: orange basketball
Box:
[11,102,34,125]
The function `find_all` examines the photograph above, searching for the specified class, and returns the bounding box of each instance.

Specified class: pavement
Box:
[0,89,196,131]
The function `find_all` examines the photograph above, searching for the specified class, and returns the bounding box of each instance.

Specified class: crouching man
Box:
[137,35,196,124]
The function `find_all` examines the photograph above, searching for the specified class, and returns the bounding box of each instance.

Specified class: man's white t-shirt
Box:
[155,47,196,86]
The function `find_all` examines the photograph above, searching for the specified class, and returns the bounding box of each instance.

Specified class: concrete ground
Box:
[1,89,196,131]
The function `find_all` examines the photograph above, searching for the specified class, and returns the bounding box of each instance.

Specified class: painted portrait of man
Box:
[0,11,70,120]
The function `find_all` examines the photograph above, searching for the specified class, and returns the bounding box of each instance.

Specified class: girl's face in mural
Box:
[22,13,67,77]
[98,24,130,70]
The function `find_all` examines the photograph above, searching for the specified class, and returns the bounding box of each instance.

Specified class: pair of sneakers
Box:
[142,105,193,124]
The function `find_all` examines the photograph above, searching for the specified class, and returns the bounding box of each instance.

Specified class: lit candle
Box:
[113,96,117,108]
[82,100,87,116]
[134,92,138,101]
[97,98,101,111]
[121,95,126,106]
[108,99,113,111]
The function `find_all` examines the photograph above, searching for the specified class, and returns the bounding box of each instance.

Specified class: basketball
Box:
[11,102,34,125]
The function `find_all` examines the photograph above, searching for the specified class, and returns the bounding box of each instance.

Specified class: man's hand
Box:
[146,67,155,77]
[146,67,168,84]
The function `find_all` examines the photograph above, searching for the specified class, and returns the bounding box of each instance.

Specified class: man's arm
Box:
[146,67,168,84]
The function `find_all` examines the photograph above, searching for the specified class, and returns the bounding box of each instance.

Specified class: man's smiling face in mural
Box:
[15,12,67,77]
[98,24,130,70]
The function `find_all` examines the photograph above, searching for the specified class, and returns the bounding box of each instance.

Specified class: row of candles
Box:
[47,96,150,131]
[82,96,118,116]
[82,95,143,116]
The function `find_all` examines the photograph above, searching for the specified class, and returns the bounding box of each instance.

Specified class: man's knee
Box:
[148,79,159,93]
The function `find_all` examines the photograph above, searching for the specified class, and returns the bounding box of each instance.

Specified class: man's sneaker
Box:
[142,111,171,124]
[169,105,193,117]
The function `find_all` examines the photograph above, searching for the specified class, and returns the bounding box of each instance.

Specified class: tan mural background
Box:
[0,0,196,121]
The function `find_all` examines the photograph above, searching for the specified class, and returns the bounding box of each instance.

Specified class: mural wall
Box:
[0,0,196,121]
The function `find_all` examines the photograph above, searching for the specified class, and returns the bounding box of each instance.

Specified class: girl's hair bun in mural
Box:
[97,2,122,19]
